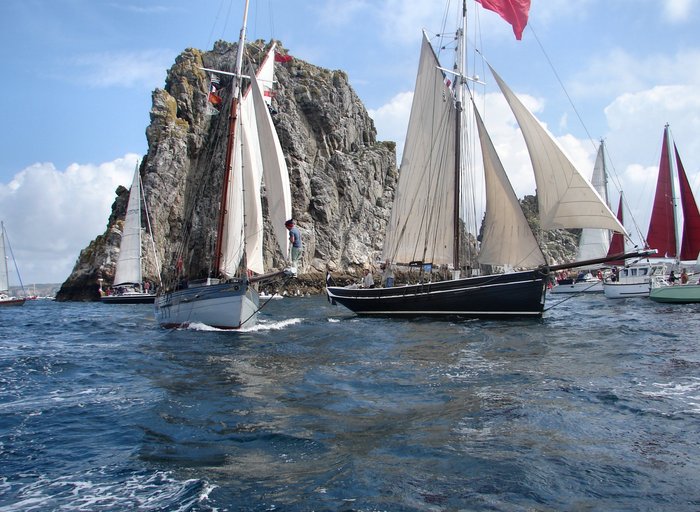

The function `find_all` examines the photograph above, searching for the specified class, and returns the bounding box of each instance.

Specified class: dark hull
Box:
[100,293,156,304]
[327,269,547,319]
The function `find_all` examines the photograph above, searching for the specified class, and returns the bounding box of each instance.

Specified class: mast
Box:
[214,0,250,274]
[452,0,467,271]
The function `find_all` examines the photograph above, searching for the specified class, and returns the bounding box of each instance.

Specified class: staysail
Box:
[113,165,143,286]
[473,102,545,268]
[382,33,456,266]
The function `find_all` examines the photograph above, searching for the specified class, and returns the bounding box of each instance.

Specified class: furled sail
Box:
[473,102,546,268]
[575,142,612,261]
[488,64,625,234]
[382,33,456,266]
[113,165,143,286]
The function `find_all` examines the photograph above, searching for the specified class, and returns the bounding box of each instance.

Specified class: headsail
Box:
[646,126,676,258]
[488,64,625,234]
[382,33,456,266]
[473,102,546,268]
[676,143,700,261]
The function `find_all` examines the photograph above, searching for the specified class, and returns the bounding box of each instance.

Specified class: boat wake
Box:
[184,318,302,332]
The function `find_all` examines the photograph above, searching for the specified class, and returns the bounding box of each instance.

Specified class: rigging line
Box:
[239,274,295,327]
[528,24,596,152]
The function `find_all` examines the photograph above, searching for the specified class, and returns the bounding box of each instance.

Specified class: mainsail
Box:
[113,165,143,286]
[381,33,456,267]
[576,142,612,261]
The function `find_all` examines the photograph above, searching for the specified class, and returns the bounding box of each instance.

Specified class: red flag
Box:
[476,0,531,40]
[208,92,222,106]
[275,52,293,63]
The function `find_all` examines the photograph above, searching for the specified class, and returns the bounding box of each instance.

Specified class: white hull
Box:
[603,281,650,299]
[550,280,603,294]
[603,264,666,299]
[154,279,259,329]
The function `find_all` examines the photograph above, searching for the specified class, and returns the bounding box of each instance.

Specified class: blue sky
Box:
[1,0,699,284]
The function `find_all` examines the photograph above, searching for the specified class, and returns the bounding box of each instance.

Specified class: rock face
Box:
[56,40,397,301]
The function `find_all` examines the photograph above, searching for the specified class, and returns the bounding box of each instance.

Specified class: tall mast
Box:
[452,0,467,271]
[214,0,250,273]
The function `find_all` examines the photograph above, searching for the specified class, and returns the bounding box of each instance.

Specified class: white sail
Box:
[576,142,612,261]
[241,71,266,275]
[473,103,546,268]
[219,114,246,278]
[382,33,456,266]
[0,223,9,293]
[251,48,292,260]
[240,44,291,274]
[488,64,625,234]
[113,166,144,286]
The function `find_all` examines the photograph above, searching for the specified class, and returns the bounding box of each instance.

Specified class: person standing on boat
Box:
[361,267,375,288]
[381,261,395,288]
[680,268,689,284]
[285,219,302,268]
[668,270,678,285]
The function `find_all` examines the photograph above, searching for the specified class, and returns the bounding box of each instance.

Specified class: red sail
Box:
[606,195,625,264]
[646,126,677,257]
[676,144,700,260]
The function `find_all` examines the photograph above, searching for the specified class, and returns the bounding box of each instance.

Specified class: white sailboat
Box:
[101,163,160,304]
[0,221,26,307]
[551,141,610,294]
[154,1,293,329]
[327,1,649,319]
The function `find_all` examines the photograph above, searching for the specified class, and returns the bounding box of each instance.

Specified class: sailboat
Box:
[154,1,293,329]
[101,163,160,304]
[602,191,666,299]
[551,141,611,294]
[326,1,650,319]
[0,221,26,307]
[648,125,700,303]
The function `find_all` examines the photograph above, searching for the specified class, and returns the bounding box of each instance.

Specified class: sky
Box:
[1,0,699,285]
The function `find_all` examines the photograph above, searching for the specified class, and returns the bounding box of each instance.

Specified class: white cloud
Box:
[70,50,174,89]
[0,155,137,284]
[664,0,693,22]
[368,91,413,160]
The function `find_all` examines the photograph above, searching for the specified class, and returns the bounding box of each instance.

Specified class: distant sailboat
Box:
[0,221,26,307]
[551,141,611,294]
[154,0,293,329]
[101,163,160,304]
[326,1,649,319]
[649,124,700,303]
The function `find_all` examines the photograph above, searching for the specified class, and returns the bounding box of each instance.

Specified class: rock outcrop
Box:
[56,40,397,301]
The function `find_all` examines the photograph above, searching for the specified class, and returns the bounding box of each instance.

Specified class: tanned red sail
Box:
[476,0,531,40]
[606,195,625,265]
[646,126,677,258]
[675,144,700,260]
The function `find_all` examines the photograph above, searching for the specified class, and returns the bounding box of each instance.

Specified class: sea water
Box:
[1,294,699,511]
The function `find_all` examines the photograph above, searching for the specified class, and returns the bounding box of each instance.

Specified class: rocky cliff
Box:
[56,39,578,302]
[56,40,397,301]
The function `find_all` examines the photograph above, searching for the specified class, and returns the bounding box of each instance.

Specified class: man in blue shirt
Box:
[285,219,302,268]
